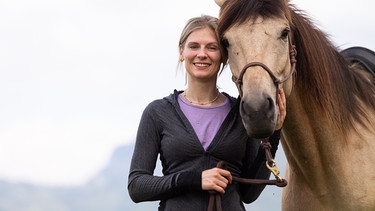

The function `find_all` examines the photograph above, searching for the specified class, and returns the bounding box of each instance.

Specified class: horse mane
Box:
[218,0,292,35]
[218,0,375,134]
[289,6,375,133]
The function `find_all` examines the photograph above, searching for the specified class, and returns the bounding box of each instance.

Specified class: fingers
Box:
[202,168,232,194]
[278,88,286,114]
[275,88,287,130]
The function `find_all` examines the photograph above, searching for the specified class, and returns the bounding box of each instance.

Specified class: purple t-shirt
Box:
[178,93,231,150]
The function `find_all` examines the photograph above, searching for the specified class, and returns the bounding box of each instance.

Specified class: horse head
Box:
[216,0,295,138]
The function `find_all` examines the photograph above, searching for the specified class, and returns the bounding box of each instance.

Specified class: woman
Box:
[128,15,286,211]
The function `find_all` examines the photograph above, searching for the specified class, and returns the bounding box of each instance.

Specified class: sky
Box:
[0,0,374,187]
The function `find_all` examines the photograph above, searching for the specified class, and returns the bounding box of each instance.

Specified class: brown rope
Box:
[207,138,287,211]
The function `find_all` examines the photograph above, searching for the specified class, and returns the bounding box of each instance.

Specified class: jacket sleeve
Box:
[127,102,201,203]
[238,129,281,203]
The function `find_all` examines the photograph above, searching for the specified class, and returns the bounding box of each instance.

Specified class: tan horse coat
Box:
[215,0,375,210]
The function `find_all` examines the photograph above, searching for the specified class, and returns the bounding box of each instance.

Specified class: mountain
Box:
[0,143,286,211]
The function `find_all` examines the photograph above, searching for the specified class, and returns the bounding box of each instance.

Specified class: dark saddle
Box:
[341,46,375,76]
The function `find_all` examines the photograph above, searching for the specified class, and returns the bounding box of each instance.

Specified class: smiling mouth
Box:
[194,63,210,67]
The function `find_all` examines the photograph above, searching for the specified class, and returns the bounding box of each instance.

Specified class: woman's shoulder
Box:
[144,90,181,110]
[221,92,239,108]
[222,92,237,101]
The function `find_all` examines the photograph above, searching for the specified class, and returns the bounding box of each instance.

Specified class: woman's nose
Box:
[197,49,207,58]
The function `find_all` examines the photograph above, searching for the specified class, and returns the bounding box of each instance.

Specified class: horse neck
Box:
[282,91,348,191]
[283,86,375,193]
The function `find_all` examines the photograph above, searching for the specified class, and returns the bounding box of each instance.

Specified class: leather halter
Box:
[235,38,297,102]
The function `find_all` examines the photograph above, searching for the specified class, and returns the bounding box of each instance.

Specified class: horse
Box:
[214,0,375,210]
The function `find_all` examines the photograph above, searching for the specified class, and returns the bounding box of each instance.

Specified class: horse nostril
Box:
[240,100,254,121]
[240,100,246,112]
[266,97,274,110]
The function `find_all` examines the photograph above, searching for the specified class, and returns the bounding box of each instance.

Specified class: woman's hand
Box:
[275,88,287,130]
[202,168,232,194]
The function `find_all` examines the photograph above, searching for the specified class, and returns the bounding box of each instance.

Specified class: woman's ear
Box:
[179,45,184,61]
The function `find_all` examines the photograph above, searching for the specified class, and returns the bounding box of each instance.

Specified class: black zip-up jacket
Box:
[128,90,280,211]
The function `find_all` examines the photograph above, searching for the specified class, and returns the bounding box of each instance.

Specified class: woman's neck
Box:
[183,79,224,106]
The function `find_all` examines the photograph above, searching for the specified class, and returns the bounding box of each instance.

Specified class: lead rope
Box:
[207,138,287,211]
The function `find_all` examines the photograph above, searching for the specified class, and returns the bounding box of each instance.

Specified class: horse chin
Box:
[241,118,275,139]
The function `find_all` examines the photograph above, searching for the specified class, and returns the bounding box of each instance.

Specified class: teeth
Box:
[195,63,209,67]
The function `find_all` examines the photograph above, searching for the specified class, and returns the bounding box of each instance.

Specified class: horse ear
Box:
[214,0,226,7]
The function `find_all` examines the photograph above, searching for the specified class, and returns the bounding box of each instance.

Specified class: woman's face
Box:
[180,27,222,82]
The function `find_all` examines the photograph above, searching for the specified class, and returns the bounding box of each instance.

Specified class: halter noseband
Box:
[235,39,297,101]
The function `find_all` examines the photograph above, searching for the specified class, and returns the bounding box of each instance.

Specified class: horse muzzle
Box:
[239,93,278,138]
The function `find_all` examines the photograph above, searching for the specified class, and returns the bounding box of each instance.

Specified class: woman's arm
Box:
[127,102,201,202]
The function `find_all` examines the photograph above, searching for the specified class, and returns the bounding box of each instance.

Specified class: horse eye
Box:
[280,27,290,40]
[221,38,230,48]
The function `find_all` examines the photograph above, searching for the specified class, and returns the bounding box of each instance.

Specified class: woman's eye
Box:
[207,46,218,51]
[189,45,199,50]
